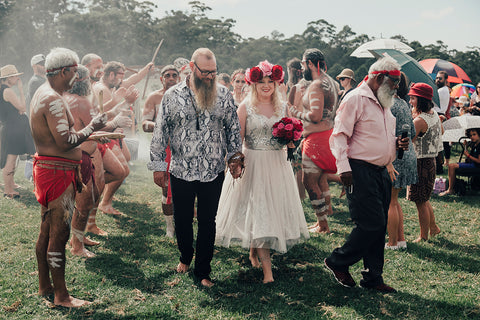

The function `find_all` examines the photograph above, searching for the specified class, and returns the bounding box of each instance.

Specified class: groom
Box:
[148,48,243,287]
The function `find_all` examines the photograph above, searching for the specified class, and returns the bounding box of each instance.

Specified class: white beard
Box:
[377,81,395,109]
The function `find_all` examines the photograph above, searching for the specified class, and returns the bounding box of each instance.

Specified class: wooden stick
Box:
[98,90,104,113]
[142,39,164,99]
[125,67,139,74]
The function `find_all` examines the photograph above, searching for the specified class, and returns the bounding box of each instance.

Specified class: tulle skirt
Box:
[215,147,309,253]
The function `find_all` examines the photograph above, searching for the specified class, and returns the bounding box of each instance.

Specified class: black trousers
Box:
[170,172,224,281]
[326,159,391,287]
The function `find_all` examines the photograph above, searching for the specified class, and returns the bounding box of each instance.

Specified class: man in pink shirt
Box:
[324,57,408,293]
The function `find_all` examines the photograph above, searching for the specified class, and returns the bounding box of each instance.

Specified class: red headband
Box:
[371,69,401,76]
[46,63,78,73]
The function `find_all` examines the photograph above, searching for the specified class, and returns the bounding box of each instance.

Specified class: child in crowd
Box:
[440,128,480,196]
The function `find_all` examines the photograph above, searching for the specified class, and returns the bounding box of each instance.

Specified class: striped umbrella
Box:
[450,83,476,98]
[419,59,472,84]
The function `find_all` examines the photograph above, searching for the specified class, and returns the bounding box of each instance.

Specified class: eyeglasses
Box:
[385,74,400,86]
[163,73,178,78]
[194,62,217,76]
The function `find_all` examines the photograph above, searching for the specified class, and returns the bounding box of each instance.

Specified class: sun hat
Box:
[0,65,23,79]
[336,68,355,81]
[31,54,45,66]
[456,95,469,105]
[408,83,433,101]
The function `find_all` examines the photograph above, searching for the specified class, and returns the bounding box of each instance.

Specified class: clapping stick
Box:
[142,39,164,99]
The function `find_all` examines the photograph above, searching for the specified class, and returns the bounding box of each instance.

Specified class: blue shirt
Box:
[147,79,242,182]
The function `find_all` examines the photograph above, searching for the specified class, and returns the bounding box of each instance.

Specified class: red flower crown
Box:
[245,60,284,85]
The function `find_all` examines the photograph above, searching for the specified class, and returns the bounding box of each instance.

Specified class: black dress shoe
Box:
[361,282,397,293]
[324,258,356,288]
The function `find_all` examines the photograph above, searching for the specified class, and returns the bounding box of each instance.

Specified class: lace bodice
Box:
[244,102,286,150]
[414,111,443,159]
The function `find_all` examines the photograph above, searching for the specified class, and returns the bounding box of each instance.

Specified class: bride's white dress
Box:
[215,102,309,253]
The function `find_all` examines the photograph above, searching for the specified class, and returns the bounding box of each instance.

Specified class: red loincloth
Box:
[97,139,120,157]
[33,154,82,207]
[80,151,95,185]
[303,129,337,174]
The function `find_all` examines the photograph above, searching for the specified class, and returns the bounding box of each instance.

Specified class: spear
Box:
[142,39,164,99]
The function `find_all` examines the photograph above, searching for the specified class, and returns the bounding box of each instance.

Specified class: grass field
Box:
[0,147,479,319]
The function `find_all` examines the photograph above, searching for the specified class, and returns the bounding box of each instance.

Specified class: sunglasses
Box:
[339,77,347,81]
[194,62,217,76]
[385,74,401,85]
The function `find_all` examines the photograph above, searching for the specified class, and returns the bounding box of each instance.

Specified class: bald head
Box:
[191,48,216,64]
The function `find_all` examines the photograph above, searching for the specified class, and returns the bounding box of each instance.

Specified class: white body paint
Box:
[47,252,63,268]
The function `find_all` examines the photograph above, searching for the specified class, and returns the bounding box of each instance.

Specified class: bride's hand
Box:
[229,162,243,179]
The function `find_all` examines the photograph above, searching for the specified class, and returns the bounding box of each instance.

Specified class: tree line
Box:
[1,0,479,84]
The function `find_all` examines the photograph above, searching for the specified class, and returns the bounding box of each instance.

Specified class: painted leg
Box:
[36,207,54,297]
[49,186,91,307]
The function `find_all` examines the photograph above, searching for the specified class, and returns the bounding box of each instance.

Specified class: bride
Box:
[216,60,309,283]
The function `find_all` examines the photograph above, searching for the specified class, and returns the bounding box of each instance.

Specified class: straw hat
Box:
[336,68,355,81]
[0,65,23,79]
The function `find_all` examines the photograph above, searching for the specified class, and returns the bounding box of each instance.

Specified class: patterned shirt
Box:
[147,79,242,182]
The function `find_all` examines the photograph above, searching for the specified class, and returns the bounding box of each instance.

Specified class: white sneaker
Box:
[385,243,399,250]
[397,241,407,249]
[165,215,175,238]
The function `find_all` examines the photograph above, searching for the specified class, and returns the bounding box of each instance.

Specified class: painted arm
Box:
[45,98,107,151]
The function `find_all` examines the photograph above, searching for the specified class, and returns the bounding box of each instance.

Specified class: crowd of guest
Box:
[1,45,478,307]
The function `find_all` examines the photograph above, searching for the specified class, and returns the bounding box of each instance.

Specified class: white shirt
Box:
[435,86,450,114]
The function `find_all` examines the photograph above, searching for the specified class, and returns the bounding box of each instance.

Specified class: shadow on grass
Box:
[207,259,478,319]
[408,237,480,274]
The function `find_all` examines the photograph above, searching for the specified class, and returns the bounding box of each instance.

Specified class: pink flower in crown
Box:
[258,60,273,77]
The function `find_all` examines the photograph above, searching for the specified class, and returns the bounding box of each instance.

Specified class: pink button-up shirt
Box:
[330,82,396,174]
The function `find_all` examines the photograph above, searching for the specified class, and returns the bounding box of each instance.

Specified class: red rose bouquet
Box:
[272,117,303,161]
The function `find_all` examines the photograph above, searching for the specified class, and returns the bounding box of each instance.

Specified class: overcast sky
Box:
[152,0,479,52]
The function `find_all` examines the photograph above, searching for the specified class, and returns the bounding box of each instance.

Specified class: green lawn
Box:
[0,150,479,319]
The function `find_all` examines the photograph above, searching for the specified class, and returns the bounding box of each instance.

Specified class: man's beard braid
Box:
[377,80,395,109]
[193,74,217,111]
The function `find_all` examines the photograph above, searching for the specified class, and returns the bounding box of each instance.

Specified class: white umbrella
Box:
[350,39,414,58]
[442,115,480,142]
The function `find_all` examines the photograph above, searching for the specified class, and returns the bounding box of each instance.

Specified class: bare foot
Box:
[83,236,100,246]
[38,287,54,297]
[86,225,108,236]
[249,255,261,268]
[439,190,453,197]
[430,227,441,237]
[413,237,427,243]
[176,262,189,273]
[309,221,330,233]
[308,222,319,230]
[99,205,124,216]
[263,278,274,284]
[70,247,95,258]
[200,279,214,288]
[54,295,91,308]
